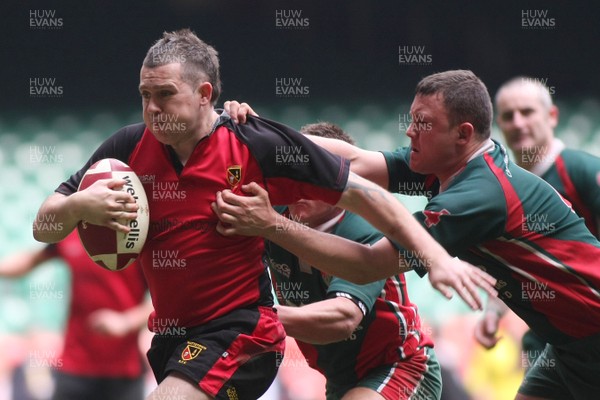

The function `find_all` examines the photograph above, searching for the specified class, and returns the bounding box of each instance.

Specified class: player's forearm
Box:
[265,222,393,284]
[307,135,360,162]
[306,136,388,188]
[0,249,50,277]
[275,299,362,344]
[337,172,450,277]
[33,193,81,243]
[123,295,154,332]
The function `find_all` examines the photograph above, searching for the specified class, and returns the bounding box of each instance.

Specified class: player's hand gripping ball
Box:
[77,158,149,271]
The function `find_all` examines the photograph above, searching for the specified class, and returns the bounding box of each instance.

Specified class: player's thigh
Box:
[351,347,442,400]
[51,372,102,400]
[342,387,385,400]
[516,344,570,400]
[106,376,145,400]
[147,307,284,400]
[147,371,211,400]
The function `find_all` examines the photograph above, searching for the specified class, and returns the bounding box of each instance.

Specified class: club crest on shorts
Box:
[227,165,242,188]
[178,341,207,364]
[226,386,239,400]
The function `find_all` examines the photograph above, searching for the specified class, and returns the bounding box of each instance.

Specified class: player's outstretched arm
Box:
[88,295,154,337]
[274,298,363,345]
[0,247,53,278]
[212,182,496,310]
[305,135,390,189]
[337,172,497,305]
[213,184,399,282]
[33,178,138,243]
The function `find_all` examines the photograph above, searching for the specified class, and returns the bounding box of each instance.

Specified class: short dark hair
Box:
[415,70,492,138]
[300,122,356,145]
[143,28,221,105]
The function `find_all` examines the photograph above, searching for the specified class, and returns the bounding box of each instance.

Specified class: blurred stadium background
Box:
[2,0,600,399]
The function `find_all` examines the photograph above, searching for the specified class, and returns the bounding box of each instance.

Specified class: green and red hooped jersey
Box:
[383,140,600,346]
[56,114,350,330]
[541,147,600,238]
[266,209,432,388]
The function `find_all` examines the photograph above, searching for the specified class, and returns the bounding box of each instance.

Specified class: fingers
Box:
[478,268,498,287]
[219,189,247,207]
[437,280,483,311]
[478,279,498,298]
[223,101,238,123]
[443,281,478,311]
[215,221,237,236]
[474,318,500,349]
[241,182,265,196]
[109,210,139,221]
[458,262,497,309]
[106,178,127,190]
[93,178,137,203]
[106,219,131,233]
[215,190,245,213]
[480,316,502,349]
[212,194,244,227]
[474,268,498,297]
[461,281,483,311]
[213,209,239,225]
[485,312,500,335]
[434,283,454,301]
[223,101,258,124]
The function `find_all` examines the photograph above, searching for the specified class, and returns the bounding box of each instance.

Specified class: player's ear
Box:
[198,82,213,105]
[456,122,474,143]
[548,105,559,129]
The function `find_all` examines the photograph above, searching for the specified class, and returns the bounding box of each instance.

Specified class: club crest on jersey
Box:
[423,209,450,227]
[227,165,242,188]
[179,341,207,364]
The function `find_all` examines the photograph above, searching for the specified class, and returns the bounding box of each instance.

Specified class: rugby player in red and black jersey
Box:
[32,30,494,400]
[0,232,150,400]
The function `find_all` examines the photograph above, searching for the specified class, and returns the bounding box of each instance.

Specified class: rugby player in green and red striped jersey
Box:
[475,76,600,376]
[219,70,600,399]
[268,123,441,400]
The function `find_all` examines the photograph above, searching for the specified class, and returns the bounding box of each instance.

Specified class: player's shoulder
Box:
[103,122,146,149]
[113,122,146,138]
[560,148,600,168]
[447,160,506,207]
[381,146,410,165]
[229,115,304,146]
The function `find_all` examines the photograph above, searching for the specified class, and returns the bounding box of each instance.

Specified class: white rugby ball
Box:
[76,158,150,271]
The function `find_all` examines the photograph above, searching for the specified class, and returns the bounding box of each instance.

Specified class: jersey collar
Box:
[529,138,565,177]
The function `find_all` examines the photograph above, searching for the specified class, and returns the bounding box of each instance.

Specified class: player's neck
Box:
[515,155,538,171]
[438,139,495,191]
[514,142,551,171]
[171,110,220,165]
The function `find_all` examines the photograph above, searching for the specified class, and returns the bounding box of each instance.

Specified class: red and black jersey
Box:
[57,114,349,329]
[48,231,147,377]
